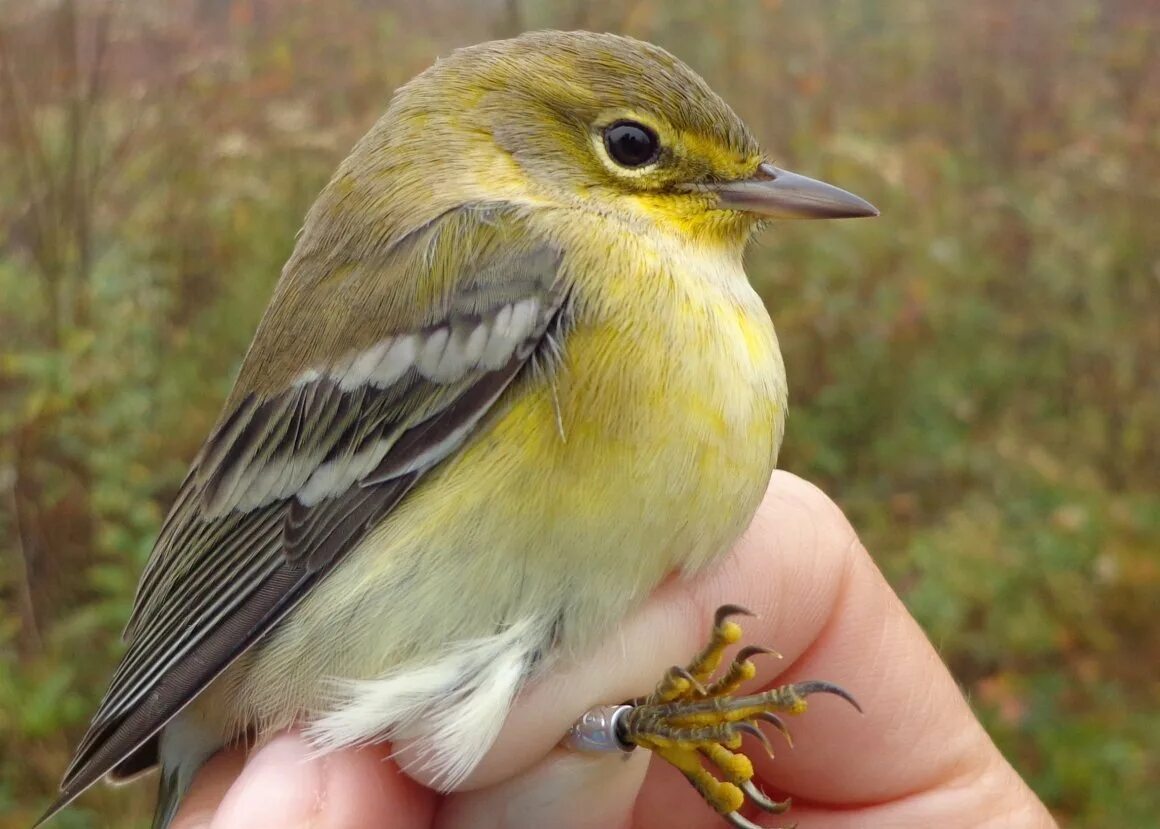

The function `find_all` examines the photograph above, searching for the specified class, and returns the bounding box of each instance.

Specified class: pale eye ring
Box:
[602,121,660,168]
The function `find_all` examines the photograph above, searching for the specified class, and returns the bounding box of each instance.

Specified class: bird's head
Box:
[320,31,877,252]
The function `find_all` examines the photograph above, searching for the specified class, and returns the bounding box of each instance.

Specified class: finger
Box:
[631,747,1052,829]
[637,473,1046,824]
[733,528,1054,825]
[206,732,435,829]
[733,484,1033,809]
[419,470,1048,824]
[170,748,246,829]
[434,749,650,829]
[746,752,1056,828]
[740,530,980,803]
[632,753,735,829]
[618,471,1051,827]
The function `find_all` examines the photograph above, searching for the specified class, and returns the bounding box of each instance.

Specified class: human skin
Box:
[169,471,1056,829]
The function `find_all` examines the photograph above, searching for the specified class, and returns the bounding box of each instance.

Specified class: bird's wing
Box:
[47,205,568,818]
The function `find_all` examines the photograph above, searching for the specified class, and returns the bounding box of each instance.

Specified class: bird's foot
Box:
[618,605,861,829]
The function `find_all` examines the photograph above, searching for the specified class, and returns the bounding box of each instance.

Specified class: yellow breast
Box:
[414,228,785,651]
[529,228,786,565]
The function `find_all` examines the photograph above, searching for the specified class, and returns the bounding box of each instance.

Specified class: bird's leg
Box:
[619,605,861,828]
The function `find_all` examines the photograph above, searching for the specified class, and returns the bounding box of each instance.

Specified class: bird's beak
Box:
[709,162,878,219]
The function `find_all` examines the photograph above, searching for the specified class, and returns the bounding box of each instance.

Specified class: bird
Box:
[40,30,877,828]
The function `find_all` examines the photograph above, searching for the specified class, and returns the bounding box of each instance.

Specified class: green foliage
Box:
[1,1,1156,826]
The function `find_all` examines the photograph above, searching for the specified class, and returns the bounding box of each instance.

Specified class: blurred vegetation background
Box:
[1,0,1157,826]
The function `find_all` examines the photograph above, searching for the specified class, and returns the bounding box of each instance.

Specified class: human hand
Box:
[171,471,1056,828]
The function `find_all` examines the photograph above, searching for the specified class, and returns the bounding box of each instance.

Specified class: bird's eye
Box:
[603,121,660,168]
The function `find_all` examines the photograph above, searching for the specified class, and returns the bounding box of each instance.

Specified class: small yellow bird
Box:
[42,30,876,828]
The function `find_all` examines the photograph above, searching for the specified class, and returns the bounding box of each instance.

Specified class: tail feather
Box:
[151,715,221,829]
[34,716,219,829]
[150,771,185,829]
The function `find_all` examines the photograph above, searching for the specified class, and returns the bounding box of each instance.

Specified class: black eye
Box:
[603,121,660,168]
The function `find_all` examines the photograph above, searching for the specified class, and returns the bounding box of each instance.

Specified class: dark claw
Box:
[736,644,780,662]
[791,680,863,713]
[724,811,764,829]
[758,712,794,747]
[734,721,775,758]
[714,604,755,627]
[741,780,792,814]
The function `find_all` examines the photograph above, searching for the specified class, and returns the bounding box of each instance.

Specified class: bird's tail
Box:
[149,715,221,829]
[150,772,184,829]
